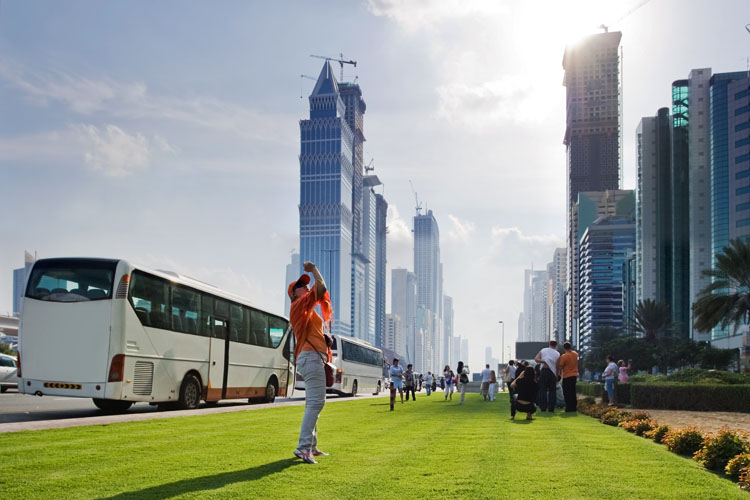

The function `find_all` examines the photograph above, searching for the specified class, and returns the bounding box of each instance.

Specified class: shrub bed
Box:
[601,409,630,426]
[694,429,750,472]
[630,383,750,412]
[619,419,656,436]
[644,424,671,444]
[615,383,631,405]
[740,467,750,491]
[726,453,750,480]
[663,427,705,456]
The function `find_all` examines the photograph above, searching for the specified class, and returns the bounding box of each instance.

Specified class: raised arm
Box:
[303,261,327,297]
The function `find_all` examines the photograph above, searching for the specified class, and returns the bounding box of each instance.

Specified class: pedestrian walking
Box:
[480,364,492,401]
[289,262,333,464]
[504,360,517,401]
[603,355,618,406]
[489,370,498,402]
[556,342,579,412]
[534,340,561,413]
[443,365,454,400]
[424,371,434,396]
[404,364,416,401]
[389,358,405,410]
[510,366,538,421]
[458,365,470,405]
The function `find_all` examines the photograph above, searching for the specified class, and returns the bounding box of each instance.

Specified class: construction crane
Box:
[409,180,422,216]
[310,53,357,82]
[364,159,374,173]
[299,74,317,99]
[599,0,653,32]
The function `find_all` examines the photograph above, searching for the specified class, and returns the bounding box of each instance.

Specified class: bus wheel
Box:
[263,379,277,403]
[373,380,381,395]
[350,380,358,398]
[177,374,202,410]
[92,398,133,413]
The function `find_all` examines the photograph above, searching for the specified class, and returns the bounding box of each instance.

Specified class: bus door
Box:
[283,326,295,398]
[208,299,230,401]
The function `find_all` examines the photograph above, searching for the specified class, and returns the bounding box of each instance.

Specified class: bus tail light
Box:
[108,354,125,382]
[335,368,342,384]
[16,352,21,378]
[115,274,130,299]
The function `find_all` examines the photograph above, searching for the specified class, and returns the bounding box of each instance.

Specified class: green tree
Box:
[583,326,622,372]
[693,238,750,335]
[0,343,15,356]
[632,299,670,342]
[601,336,657,372]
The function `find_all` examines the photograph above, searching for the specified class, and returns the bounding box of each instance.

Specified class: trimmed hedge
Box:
[577,383,603,397]
[631,383,750,412]
[576,382,630,405]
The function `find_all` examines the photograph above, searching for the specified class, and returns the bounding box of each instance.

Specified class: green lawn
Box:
[1,393,746,499]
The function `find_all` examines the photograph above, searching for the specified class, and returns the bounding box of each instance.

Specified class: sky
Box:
[1,0,749,369]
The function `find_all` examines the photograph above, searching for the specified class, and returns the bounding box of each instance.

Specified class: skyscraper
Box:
[391,268,417,365]
[563,30,622,343]
[338,81,369,342]
[579,215,636,351]
[636,108,672,307]
[548,248,567,344]
[709,71,750,354]
[12,252,35,317]
[522,269,549,342]
[374,193,388,348]
[284,252,301,317]
[567,189,634,347]
[361,175,381,344]
[414,209,442,371]
[299,61,353,336]
[443,295,454,369]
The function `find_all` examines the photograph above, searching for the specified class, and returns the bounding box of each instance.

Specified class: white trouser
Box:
[296,350,326,453]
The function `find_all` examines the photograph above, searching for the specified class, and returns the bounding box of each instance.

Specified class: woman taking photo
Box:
[510,366,538,421]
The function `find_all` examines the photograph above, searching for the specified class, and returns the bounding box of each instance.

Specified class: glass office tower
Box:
[299,62,354,336]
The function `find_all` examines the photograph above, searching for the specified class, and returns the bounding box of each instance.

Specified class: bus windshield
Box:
[25,258,118,303]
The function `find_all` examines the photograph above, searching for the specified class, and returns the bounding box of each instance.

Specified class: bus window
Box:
[172,286,201,335]
[213,300,229,339]
[250,311,269,347]
[200,293,213,337]
[26,259,117,303]
[269,316,287,348]
[129,271,170,329]
[230,304,250,344]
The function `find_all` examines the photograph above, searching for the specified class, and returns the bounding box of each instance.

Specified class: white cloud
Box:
[74,124,150,177]
[446,214,475,242]
[0,60,296,145]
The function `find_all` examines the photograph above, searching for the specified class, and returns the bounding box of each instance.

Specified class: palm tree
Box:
[632,299,670,342]
[693,238,750,334]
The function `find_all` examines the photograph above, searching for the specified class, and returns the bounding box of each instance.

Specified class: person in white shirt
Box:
[424,371,434,396]
[480,364,492,401]
[602,355,618,406]
[534,341,561,413]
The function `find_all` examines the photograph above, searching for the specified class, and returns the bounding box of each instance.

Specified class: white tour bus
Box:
[296,334,383,397]
[19,258,295,412]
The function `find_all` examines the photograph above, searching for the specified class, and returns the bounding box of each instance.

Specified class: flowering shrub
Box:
[622,410,651,422]
[663,427,705,456]
[644,424,671,444]
[740,467,750,491]
[726,453,750,480]
[601,409,630,426]
[582,403,611,419]
[619,418,656,436]
[694,428,749,471]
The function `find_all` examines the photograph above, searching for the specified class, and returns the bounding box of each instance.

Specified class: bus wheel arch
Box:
[263,376,278,403]
[177,372,202,410]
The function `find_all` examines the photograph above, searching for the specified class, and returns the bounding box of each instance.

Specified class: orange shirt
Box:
[558,351,579,378]
[289,287,328,359]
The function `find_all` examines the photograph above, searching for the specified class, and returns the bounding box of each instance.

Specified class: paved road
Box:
[0,389,383,433]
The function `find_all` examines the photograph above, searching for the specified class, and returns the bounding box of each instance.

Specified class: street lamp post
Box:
[498,320,505,364]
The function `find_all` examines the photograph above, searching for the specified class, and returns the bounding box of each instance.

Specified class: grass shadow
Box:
[97,458,298,500]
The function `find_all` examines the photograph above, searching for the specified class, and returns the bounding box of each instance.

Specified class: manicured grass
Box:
[1,393,747,499]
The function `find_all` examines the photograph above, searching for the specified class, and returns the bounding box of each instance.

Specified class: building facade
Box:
[563,31,623,344]
[391,268,417,366]
[414,209,442,371]
[299,62,354,336]
[375,193,388,348]
[283,252,301,317]
[578,215,636,352]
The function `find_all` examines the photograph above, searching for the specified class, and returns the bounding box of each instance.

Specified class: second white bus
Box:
[295,334,383,396]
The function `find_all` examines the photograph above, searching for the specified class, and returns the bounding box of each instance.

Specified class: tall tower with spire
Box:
[298,61,354,336]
